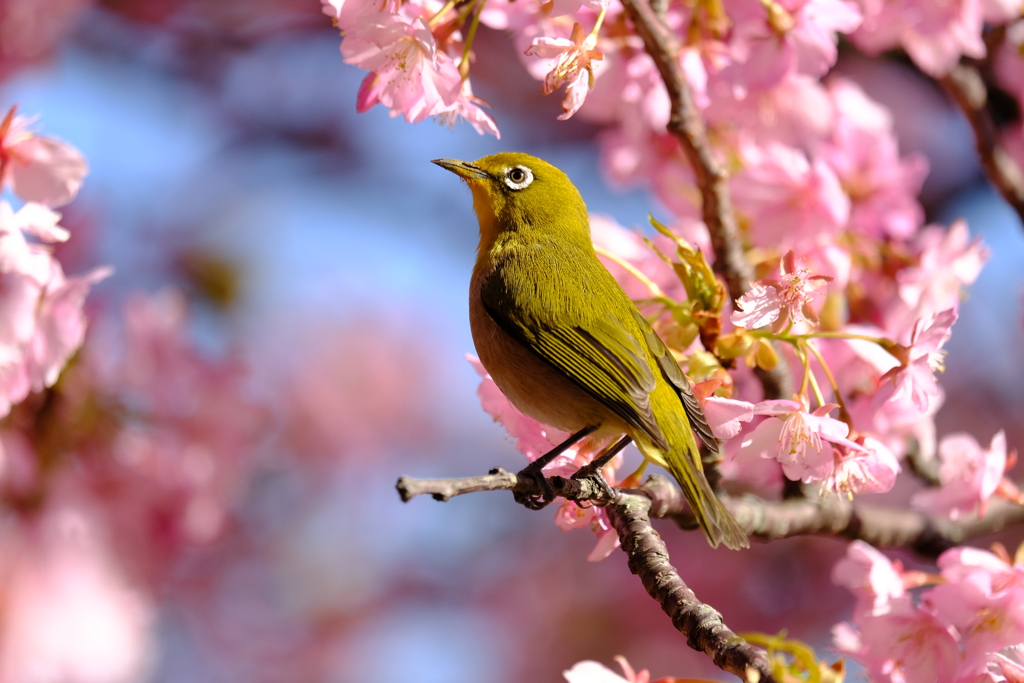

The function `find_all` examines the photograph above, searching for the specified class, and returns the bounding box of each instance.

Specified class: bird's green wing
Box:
[632,309,719,453]
[480,277,669,451]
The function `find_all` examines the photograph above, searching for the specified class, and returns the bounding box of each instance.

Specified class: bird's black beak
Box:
[431,158,490,180]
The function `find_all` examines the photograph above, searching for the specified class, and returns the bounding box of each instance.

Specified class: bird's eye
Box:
[504,166,534,190]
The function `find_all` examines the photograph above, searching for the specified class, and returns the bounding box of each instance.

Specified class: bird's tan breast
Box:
[469,262,621,435]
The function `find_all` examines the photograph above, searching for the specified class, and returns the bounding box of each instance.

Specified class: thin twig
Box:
[940,62,1024,225]
[617,0,793,401]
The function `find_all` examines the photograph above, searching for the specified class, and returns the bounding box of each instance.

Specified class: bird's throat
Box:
[469,182,502,256]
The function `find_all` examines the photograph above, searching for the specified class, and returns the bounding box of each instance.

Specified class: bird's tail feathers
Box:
[636,436,749,550]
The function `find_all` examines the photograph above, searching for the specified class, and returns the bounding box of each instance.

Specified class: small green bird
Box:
[433,152,748,550]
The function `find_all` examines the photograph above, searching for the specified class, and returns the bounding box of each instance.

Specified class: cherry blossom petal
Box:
[832,540,905,616]
[731,284,782,330]
[703,396,755,440]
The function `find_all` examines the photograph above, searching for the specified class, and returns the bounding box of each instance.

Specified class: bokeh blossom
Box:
[0,107,88,207]
[912,431,1009,519]
[563,656,654,683]
[879,308,957,414]
[0,201,110,417]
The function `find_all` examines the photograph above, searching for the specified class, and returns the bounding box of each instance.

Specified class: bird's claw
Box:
[570,466,616,501]
[513,466,555,510]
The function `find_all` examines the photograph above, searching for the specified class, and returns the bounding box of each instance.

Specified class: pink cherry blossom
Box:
[731,141,851,249]
[731,250,832,333]
[322,0,401,31]
[78,290,267,584]
[0,106,88,208]
[525,22,604,120]
[342,11,461,124]
[897,220,987,321]
[719,420,787,494]
[879,308,957,414]
[468,355,572,461]
[435,80,500,138]
[725,0,862,94]
[831,540,906,617]
[564,656,651,683]
[555,501,620,561]
[825,436,900,497]
[982,0,1024,21]
[0,201,110,417]
[734,399,858,483]
[912,431,1007,519]
[834,596,961,683]
[821,78,928,240]
[469,356,626,561]
[987,645,1024,683]
[702,396,755,440]
[851,0,986,77]
[549,0,608,18]
[938,545,1020,579]
[705,74,835,150]
[589,214,686,303]
[582,51,671,131]
[0,507,155,683]
[924,553,1024,674]
[478,0,544,33]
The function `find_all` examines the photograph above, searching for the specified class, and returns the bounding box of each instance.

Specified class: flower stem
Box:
[803,338,853,428]
[458,0,487,79]
[594,246,667,298]
[794,341,811,401]
[805,358,827,408]
[588,5,608,40]
[427,0,458,28]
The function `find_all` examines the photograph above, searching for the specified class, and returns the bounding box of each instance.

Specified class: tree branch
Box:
[618,0,749,300]
[617,0,792,400]
[399,471,1024,556]
[398,470,776,682]
[940,62,1024,225]
[399,467,1024,678]
[608,492,776,683]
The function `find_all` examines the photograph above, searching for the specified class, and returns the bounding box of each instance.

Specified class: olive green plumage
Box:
[434,152,748,550]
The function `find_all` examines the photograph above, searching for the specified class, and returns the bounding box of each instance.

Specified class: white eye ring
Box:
[503,165,534,190]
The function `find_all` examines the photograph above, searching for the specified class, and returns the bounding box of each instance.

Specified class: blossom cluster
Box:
[322,0,499,135]
[0,106,104,418]
[834,540,1024,683]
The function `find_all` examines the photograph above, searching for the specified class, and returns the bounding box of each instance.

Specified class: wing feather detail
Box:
[631,309,719,454]
[480,276,669,450]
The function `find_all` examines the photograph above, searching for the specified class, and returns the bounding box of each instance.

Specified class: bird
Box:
[432,152,748,550]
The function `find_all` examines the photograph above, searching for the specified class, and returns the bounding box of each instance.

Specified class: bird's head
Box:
[432,152,590,251]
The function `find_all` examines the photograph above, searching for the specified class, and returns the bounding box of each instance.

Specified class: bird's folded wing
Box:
[481,283,669,451]
[632,309,719,453]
